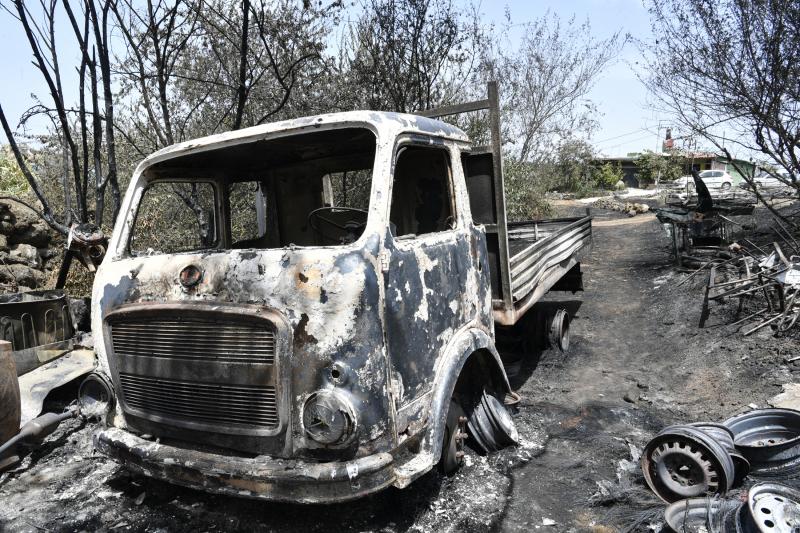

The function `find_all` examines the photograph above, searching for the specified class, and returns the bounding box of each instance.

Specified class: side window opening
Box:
[390,145,455,238]
[130,182,216,255]
[310,169,372,245]
[229,180,272,249]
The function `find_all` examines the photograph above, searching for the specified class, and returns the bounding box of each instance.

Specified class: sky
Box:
[479,0,663,157]
[0,0,664,158]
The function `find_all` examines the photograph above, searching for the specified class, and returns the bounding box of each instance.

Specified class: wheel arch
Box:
[424,327,510,462]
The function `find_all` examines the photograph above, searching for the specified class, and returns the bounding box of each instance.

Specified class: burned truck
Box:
[87,83,592,503]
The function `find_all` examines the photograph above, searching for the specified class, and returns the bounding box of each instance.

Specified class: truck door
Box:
[382,140,472,427]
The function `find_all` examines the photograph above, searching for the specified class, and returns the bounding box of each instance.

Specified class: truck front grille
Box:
[110,317,276,365]
[118,373,279,428]
[108,309,282,433]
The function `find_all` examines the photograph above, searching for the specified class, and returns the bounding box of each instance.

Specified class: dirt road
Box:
[1,205,794,532]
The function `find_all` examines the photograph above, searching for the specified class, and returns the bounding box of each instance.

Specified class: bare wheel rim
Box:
[440,399,466,475]
[650,440,720,498]
[641,425,735,503]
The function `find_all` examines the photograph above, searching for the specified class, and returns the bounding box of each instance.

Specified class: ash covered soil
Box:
[1,202,797,533]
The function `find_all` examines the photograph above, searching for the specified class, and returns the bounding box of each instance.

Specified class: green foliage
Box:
[0,148,29,198]
[546,139,596,194]
[503,137,602,220]
[503,157,553,220]
[594,162,623,189]
[634,150,688,185]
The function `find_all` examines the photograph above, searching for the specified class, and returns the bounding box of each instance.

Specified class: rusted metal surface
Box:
[424,83,592,326]
[0,290,74,376]
[95,426,395,503]
[0,340,20,469]
[699,242,800,335]
[55,223,108,289]
[494,217,592,325]
[90,101,589,502]
[17,349,95,424]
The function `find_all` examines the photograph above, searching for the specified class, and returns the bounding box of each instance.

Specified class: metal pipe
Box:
[0,408,77,457]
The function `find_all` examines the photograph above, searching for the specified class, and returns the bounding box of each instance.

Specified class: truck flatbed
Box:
[500,216,592,324]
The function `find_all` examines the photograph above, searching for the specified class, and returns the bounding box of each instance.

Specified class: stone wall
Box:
[0,201,61,291]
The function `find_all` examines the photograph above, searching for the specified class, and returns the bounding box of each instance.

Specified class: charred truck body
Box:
[89,84,591,503]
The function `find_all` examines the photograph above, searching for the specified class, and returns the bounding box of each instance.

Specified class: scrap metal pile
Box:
[656,171,800,337]
[656,173,757,268]
[699,241,800,336]
[641,408,800,532]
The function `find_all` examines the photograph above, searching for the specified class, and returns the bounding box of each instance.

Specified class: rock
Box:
[69,297,92,333]
[769,383,800,411]
[8,244,41,268]
[5,202,41,229]
[622,392,635,403]
[0,263,46,288]
[0,234,7,252]
[37,247,59,261]
[0,220,12,235]
[9,221,51,247]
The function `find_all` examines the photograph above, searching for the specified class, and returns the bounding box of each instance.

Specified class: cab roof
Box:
[139,111,470,172]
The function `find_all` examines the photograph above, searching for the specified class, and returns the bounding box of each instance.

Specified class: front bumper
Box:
[95,427,395,504]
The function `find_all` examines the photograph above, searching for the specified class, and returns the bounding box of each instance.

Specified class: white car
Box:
[739,170,792,190]
[670,170,734,190]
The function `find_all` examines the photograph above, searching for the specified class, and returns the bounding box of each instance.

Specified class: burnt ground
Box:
[1,202,798,532]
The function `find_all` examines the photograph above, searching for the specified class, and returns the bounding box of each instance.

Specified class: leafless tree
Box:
[111,0,200,150]
[342,0,483,113]
[0,0,121,233]
[642,0,800,203]
[111,0,334,153]
[485,12,626,162]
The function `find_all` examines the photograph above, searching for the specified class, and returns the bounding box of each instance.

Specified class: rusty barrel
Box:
[0,340,21,459]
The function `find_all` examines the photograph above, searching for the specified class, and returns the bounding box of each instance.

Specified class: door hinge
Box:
[380,250,390,272]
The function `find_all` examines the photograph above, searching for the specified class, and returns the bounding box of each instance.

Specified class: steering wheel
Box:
[308,207,368,245]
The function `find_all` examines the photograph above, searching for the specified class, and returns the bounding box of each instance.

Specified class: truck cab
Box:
[89,99,591,503]
[90,111,516,502]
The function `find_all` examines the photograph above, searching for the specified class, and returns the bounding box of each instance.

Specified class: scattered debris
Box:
[663,482,800,532]
[641,409,800,530]
[590,197,651,216]
[697,241,800,336]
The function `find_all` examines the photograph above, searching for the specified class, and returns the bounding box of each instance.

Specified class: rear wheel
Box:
[439,399,466,475]
[721,182,732,190]
[547,308,571,352]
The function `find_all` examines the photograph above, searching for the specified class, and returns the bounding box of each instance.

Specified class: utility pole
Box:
[655,120,668,186]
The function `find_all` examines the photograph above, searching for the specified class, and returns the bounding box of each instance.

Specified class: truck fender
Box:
[424,327,511,461]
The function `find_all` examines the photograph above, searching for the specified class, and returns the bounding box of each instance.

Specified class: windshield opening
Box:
[128,127,376,256]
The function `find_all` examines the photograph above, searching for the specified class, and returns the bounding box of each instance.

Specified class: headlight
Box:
[302,390,356,445]
[78,373,114,419]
